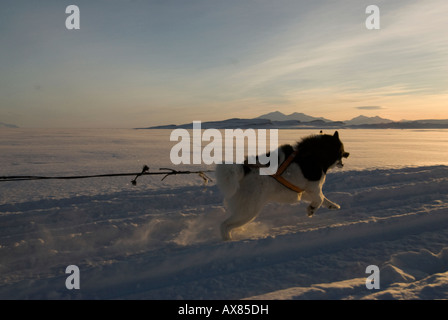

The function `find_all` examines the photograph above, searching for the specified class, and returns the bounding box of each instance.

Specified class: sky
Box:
[1,0,447,128]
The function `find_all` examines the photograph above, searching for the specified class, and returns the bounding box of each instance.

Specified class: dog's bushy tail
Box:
[215,164,245,199]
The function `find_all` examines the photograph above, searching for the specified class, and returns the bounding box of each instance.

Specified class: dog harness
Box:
[270,150,304,193]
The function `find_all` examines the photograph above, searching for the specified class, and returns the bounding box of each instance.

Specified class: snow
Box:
[1,129,448,300]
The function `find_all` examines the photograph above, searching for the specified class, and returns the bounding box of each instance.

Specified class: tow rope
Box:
[0,165,214,186]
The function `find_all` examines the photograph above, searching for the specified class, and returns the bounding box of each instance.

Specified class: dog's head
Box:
[332,131,350,168]
[296,131,349,181]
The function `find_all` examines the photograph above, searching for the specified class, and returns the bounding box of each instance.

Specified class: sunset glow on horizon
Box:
[1,0,447,128]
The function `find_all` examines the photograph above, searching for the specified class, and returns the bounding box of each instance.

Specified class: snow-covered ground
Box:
[1,129,448,299]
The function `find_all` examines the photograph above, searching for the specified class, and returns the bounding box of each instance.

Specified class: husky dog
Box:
[216,131,349,241]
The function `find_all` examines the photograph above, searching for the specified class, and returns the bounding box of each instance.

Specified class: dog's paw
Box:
[328,203,341,210]
[307,205,315,217]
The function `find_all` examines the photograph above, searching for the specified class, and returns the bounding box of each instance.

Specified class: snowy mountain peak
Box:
[257,111,331,122]
[345,115,393,125]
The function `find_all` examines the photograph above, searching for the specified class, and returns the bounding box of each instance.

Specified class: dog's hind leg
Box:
[220,197,264,241]
[221,211,259,241]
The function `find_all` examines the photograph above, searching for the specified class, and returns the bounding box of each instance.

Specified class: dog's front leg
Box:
[301,190,324,217]
[306,194,323,217]
[307,196,340,216]
[322,196,340,210]
[307,203,320,217]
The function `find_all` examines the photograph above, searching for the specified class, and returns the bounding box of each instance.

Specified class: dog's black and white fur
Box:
[216,131,349,241]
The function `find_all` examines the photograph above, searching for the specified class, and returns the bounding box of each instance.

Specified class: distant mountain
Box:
[349,122,448,129]
[347,117,448,128]
[138,112,448,130]
[139,117,343,130]
[344,115,393,126]
[400,119,448,125]
[142,118,273,129]
[257,111,332,122]
[0,122,18,128]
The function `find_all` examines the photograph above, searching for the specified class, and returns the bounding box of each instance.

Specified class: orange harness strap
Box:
[270,150,304,193]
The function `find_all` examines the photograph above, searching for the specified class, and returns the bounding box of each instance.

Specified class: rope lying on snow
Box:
[0,165,214,186]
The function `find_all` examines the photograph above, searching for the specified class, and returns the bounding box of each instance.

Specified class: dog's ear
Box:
[333,131,339,138]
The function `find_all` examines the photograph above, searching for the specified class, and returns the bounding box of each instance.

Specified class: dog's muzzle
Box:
[337,152,349,168]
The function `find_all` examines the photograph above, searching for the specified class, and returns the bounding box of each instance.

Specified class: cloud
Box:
[356,106,384,110]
